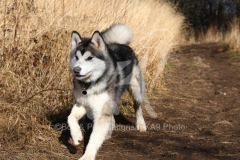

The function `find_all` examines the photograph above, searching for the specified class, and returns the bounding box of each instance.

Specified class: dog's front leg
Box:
[79,114,112,160]
[68,104,86,145]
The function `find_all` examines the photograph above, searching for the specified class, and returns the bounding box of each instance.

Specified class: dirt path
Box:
[93,43,240,160]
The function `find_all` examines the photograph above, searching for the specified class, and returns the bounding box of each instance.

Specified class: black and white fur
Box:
[68,24,146,160]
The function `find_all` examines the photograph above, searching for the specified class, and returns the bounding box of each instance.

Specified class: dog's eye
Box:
[75,56,79,60]
[86,56,93,61]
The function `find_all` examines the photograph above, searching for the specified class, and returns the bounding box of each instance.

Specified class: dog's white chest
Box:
[87,92,111,117]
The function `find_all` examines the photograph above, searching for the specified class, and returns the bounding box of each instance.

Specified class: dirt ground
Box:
[1,43,240,160]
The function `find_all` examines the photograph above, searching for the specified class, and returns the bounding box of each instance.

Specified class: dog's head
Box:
[69,31,108,82]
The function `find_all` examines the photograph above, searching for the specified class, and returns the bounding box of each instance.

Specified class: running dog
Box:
[68,24,146,160]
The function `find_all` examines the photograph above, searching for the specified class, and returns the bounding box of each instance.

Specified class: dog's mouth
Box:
[74,72,91,79]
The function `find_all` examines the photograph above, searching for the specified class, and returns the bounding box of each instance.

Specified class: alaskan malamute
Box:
[68,24,146,160]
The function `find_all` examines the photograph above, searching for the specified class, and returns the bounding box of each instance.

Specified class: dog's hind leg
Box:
[129,66,147,132]
[68,104,86,145]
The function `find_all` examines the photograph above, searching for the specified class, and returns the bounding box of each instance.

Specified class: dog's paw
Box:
[105,134,112,140]
[72,135,83,145]
[136,122,147,132]
[70,128,83,145]
[78,154,94,160]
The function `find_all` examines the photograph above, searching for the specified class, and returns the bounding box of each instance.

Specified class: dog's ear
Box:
[91,31,105,51]
[71,31,82,49]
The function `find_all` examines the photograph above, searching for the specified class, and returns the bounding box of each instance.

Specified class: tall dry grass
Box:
[225,18,240,51]
[182,18,240,52]
[0,0,184,151]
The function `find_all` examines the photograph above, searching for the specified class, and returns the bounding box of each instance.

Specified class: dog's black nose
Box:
[73,67,81,73]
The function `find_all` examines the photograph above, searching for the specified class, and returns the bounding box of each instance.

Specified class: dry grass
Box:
[200,26,224,43]
[225,18,240,51]
[0,0,184,156]
[182,18,240,52]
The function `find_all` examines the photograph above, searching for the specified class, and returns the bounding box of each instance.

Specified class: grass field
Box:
[0,0,184,157]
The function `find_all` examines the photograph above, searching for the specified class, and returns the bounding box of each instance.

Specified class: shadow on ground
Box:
[47,107,135,157]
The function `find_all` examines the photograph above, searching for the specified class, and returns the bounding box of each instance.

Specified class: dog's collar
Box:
[77,80,91,95]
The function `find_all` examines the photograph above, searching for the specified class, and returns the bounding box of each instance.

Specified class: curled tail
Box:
[101,24,132,45]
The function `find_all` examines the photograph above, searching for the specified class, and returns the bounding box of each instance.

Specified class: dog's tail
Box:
[101,24,132,45]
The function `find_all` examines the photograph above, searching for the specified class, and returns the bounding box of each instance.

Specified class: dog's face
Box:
[70,31,107,82]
